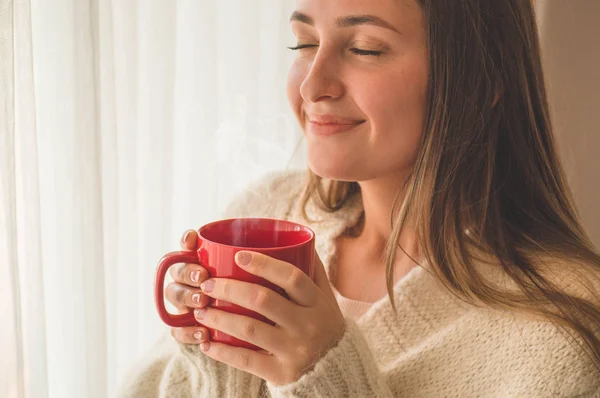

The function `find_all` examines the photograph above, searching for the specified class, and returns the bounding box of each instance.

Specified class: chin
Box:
[307,157,364,182]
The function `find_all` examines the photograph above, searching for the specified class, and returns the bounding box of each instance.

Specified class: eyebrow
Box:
[289,11,400,34]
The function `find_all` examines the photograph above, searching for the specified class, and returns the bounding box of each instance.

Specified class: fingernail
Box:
[190,271,200,283]
[235,251,252,267]
[201,342,211,352]
[193,330,204,341]
[192,293,201,304]
[200,279,215,293]
[194,308,206,320]
[182,231,191,245]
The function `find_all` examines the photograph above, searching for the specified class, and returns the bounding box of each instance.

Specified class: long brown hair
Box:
[301,0,600,370]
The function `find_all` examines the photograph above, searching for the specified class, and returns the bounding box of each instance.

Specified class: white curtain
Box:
[1,1,302,397]
[4,1,599,398]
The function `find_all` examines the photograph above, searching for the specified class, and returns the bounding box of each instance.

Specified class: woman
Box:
[120,0,600,396]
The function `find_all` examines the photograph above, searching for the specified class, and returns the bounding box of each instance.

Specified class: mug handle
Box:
[154,251,200,327]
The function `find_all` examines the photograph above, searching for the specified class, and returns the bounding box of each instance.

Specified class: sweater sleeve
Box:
[117,333,264,397]
[266,319,394,398]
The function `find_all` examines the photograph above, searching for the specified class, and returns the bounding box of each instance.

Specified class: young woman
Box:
[120,0,600,396]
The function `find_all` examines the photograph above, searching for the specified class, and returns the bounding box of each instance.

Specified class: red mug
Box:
[154,217,315,350]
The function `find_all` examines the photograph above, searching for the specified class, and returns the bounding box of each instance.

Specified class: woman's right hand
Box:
[165,229,211,344]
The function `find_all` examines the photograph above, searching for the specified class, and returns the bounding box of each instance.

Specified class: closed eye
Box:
[287,44,318,51]
[287,44,383,57]
[349,48,383,56]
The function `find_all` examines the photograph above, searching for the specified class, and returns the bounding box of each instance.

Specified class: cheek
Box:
[369,65,427,119]
[368,62,427,130]
[359,63,429,165]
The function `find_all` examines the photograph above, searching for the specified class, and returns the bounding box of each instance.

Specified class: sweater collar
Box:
[291,186,470,348]
[292,188,364,281]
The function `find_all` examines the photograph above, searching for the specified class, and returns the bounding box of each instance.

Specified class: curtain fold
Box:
[2,0,49,397]
[27,0,105,395]
[2,1,301,396]
[13,0,49,396]
[1,1,21,396]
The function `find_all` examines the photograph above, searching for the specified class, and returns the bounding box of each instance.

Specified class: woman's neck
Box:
[353,172,420,269]
[333,172,421,302]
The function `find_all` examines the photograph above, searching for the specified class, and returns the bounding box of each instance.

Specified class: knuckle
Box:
[176,264,187,282]
[237,353,251,369]
[287,268,306,291]
[251,289,271,308]
[221,279,231,296]
[243,321,257,339]
[174,285,186,305]
[210,311,220,326]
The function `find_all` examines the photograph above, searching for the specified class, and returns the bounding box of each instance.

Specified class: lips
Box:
[306,114,365,136]
[308,114,365,125]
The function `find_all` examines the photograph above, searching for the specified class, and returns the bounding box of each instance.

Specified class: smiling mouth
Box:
[307,120,365,136]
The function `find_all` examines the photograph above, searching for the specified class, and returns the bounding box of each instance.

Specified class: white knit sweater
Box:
[119,170,600,397]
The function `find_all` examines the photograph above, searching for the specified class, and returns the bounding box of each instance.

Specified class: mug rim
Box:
[197,217,315,251]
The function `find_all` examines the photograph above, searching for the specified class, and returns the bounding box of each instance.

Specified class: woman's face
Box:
[287,0,429,182]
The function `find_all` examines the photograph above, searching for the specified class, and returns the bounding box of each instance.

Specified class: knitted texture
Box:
[119,169,600,398]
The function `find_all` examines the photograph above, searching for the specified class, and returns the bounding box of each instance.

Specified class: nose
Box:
[299,48,344,103]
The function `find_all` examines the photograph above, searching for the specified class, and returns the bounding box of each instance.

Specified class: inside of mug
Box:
[199,218,313,249]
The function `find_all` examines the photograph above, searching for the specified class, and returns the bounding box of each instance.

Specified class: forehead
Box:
[294,0,421,17]
[293,0,424,32]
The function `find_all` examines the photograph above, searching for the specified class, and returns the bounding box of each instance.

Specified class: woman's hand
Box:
[194,250,346,386]
[166,230,212,344]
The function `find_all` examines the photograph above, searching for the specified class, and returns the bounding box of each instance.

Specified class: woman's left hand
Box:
[192,250,346,386]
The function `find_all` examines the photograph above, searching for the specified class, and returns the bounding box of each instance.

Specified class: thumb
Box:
[180,229,198,250]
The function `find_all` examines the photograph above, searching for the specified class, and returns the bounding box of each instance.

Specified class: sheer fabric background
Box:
[1,1,599,397]
[1,1,301,397]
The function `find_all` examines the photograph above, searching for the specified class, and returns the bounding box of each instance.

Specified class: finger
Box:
[170,326,209,345]
[174,305,190,314]
[180,229,198,250]
[234,251,319,307]
[198,339,278,383]
[169,262,209,288]
[165,282,210,308]
[199,278,300,329]
[193,307,286,355]
[171,300,189,314]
